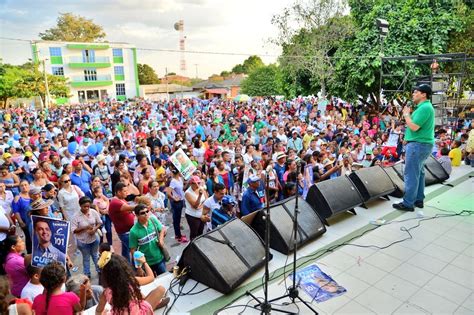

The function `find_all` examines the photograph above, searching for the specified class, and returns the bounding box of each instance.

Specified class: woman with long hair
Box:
[138,168,152,195]
[57,174,84,221]
[0,235,29,297]
[166,168,188,243]
[96,252,169,314]
[184,176,207,240]
[32,261,85,314]
[145,179,167,225]
[0,165,20,196]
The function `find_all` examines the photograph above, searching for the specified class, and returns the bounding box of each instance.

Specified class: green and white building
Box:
[30,40,140,104]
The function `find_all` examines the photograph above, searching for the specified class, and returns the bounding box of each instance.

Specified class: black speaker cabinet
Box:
[249,197,326,255]
[306,175,364,221]
[383,166,405,198]
[177,219,265,294]
[424,155,450,186]
[349,166,396,205]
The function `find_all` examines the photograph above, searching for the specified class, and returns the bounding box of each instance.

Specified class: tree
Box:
[220,70,231,77]
[328,0,469,103]
[39,13,106,42]
[231,55,265,74]
[137,64,160,84]
[23,67,70,105]
[241,64,283,96]
[273,0,354,97]
[0,64,32,105]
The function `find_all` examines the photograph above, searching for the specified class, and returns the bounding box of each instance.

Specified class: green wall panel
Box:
[113,56,124,63]
[71,81,113,87]
[66,44,109,49]
[50,56,63,64]
[114,74,125,81]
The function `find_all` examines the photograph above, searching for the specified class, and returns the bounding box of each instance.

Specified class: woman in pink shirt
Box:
[1,235,29,297]
[32,261,86,315]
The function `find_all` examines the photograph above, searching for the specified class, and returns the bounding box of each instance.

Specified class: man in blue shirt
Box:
[70,160,91,196]
[241,175,264,216]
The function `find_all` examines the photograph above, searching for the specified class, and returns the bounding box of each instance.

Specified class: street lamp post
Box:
[377,18,389,108]
[42,59,51,110]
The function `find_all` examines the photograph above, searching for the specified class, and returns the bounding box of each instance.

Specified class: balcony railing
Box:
[70,75,113,87]
[69,56,110,63]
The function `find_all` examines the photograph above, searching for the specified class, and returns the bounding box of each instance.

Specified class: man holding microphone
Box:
[393,84,435,212]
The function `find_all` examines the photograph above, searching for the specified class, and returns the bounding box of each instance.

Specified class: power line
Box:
[0,36,378,60]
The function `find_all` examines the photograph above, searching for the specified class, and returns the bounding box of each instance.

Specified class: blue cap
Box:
[247,175,260,184]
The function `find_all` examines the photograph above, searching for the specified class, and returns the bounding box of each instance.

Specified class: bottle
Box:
[133,251,145,268]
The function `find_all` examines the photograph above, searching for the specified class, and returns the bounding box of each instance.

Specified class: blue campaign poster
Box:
[31,215,69,267]
[290,264,346,303]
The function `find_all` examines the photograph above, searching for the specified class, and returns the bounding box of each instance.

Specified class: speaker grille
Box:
[307,175,364,218]
[349,166,395,202]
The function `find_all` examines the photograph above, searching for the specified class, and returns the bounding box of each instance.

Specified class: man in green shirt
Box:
[130,204,167,276]
[393,84,435,212]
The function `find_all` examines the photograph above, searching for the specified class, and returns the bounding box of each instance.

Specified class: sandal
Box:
[179,236,189,243]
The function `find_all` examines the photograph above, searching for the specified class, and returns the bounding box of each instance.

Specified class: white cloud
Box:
[1,0,288,77]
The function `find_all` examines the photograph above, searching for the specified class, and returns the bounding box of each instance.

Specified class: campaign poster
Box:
[290,264,346,303]
[31,215,69,268]
[169,148,196,180]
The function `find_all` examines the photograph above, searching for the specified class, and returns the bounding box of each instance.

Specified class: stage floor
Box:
[86,165,474,315]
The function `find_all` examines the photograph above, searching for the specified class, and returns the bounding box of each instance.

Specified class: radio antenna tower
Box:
[174,20,186,74]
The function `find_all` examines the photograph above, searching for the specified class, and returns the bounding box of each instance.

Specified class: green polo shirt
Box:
[129,216,163,265]
[404,100,435,144]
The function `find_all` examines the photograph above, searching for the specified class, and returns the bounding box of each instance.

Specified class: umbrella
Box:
[233,94,250,102]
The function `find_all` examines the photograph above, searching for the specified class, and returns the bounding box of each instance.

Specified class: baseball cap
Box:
[189,176,202,185]
[247,175,261,184]
[29,187,42,195]
[413,84,432,96]
[2,153,11,159]
[72,160,81,167]
[96,154,106,163]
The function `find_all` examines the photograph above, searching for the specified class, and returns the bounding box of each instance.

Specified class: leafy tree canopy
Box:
[39,13,106,42]
[137,64,160,84]
[241,64,283,96]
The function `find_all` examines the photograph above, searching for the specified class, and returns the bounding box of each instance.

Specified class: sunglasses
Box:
[138,210,149,216]
[63,179,71,183]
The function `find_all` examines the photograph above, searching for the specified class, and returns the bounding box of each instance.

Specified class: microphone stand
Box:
[268,162,319,314]
[246,173,293,314]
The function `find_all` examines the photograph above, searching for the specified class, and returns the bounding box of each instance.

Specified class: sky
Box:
[0,0,290,78]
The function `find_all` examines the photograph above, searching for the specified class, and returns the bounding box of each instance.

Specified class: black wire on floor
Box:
[212,208,473,315]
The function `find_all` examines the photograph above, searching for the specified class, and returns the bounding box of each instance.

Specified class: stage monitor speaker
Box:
[306,175,364,220]
[383,166,405,198]
[177,219,265,294]
[349,165,396,204]
[424,155,450,186]
[246,197,326,255]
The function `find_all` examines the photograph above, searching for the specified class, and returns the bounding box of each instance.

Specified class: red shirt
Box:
[33,292,79,315]
[108,197,135,234]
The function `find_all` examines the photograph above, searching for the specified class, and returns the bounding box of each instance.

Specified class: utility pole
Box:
[42,59,51,110]
[165,67,169,101]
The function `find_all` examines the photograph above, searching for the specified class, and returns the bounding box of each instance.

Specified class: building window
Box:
[116,83,126,96]
[82,50,95,62]
[49,47,62,57]
[114,66,124,75]
[52,67,64,76]
[112,48,123,57]
[84,69,97,81]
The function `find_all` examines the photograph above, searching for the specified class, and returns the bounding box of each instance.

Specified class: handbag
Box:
[151,218,171,262]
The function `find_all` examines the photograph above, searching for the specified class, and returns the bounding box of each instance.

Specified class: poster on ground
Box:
[290,264,346,303]
[31,215,69,268]
[169,148,196,180]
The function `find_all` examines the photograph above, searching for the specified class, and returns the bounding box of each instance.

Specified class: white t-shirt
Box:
[20,281,44,303]
[203,195,221,231]
[184,187,206,218]
[0,206,10,241]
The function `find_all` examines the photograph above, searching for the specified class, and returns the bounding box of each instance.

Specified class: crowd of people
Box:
[0,96,472,314]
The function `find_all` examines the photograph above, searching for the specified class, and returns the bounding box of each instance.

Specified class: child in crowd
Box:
[437,147,452,175]
[20,262,44,303]
[449,140,462,167]
[32,261,86,315]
